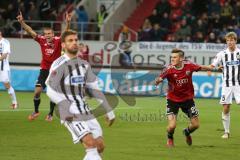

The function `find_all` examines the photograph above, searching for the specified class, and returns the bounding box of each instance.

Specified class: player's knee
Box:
[168,124,176,131]
[192,122,200,129]
[194,123,200,129]
[3,82,10,89]
[82,135,97,148]
[34,93,41,99]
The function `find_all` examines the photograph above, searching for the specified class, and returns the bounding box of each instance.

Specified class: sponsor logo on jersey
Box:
[71,76,85,85]
[226,60,240,66]
[45,48,54,55]
[176,78,188,86]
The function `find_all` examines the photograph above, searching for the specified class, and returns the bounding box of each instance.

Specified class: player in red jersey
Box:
[16,11,72,122]
[155,48,212,147]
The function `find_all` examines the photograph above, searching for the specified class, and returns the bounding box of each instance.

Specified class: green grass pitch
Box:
[0,91,240,160]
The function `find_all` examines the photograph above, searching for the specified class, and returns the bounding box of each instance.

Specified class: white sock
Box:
[83,148,102,160]
[222,112,230,133]
[8,87,17,104]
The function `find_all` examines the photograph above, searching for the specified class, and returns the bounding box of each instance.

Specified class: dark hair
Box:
[171,48,185,57]
[61,29,77,42]
[42,27,53,31]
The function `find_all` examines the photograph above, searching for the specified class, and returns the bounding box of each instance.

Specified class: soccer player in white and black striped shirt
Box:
[210,32,240,139]
[0,30,18,109]
[46,30,115,160]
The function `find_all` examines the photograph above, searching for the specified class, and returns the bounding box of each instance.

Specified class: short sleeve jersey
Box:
[159,61,201,102]
[0,38,11,71]
[35,35,62,70]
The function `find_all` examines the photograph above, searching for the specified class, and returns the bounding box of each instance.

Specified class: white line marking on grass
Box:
[0,107,144,112]
[0,108,49,112]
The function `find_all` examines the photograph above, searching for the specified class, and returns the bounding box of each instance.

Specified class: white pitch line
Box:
[0,108,49,112]
[0,107,144,112]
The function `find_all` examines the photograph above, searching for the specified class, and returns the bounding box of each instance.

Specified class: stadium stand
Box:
[1,0,240,42]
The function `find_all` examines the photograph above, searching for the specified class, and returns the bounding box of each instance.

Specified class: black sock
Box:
[184,127,196,136]
[167,131,174,139]
[34,97,40,113]
[48,101,55,116]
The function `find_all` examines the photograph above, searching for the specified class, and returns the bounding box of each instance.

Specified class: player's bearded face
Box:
[226,37,236,51]
[171,53,182,66]
[64,35,79,55]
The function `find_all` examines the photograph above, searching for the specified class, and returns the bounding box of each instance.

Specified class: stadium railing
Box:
[9,20,138,41]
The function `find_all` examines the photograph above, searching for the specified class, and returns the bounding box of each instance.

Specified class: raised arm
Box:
[16,11,37,39]
[63,12,72,32]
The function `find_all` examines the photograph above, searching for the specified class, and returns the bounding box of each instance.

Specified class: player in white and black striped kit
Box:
[46,30,115,160]
[210,32,240,139]
[0,30,18,109]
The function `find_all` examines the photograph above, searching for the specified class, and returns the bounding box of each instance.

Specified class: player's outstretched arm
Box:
[200,65,215,71]
[155,77,163,86]
[16,11,37,39]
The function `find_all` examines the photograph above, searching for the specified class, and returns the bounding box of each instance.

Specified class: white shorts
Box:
[0,70,10,82]
[64,119,103,144]
[220,86,240,104]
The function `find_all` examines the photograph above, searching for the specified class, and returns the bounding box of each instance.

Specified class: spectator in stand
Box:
[218,26,228,42]
[118,26,131,43]
[208,12,222,35]
[27,2,39,20]
[148,9,160,26]
[27,2,39,30]
[78,43,89,61]
[5,4,18,21]
[166,34,177,42]
[234,25,240,39]
[193,31,205,42]
[39,0,52,20]
[97,4,108,31]
[48,9,57,21]
[0,15,5,29]
[207,0,221,16]
[160,12,171,32]
[192,19,207,38]
[191,0,208,17]
[206,32,218,43]
[175,19,191,42]
[151,23,166,41]
[155,0,171,15]
[75,5,89,33]
[220,1,233,25]
[85,19,98,40]
[233,1,240,17]
[138,19,153,41]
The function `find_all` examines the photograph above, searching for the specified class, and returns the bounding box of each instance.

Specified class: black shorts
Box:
[166,99,199,118]
[36,69,49,89]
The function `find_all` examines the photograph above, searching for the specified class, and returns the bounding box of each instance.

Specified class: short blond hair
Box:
[225,32,237,41]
